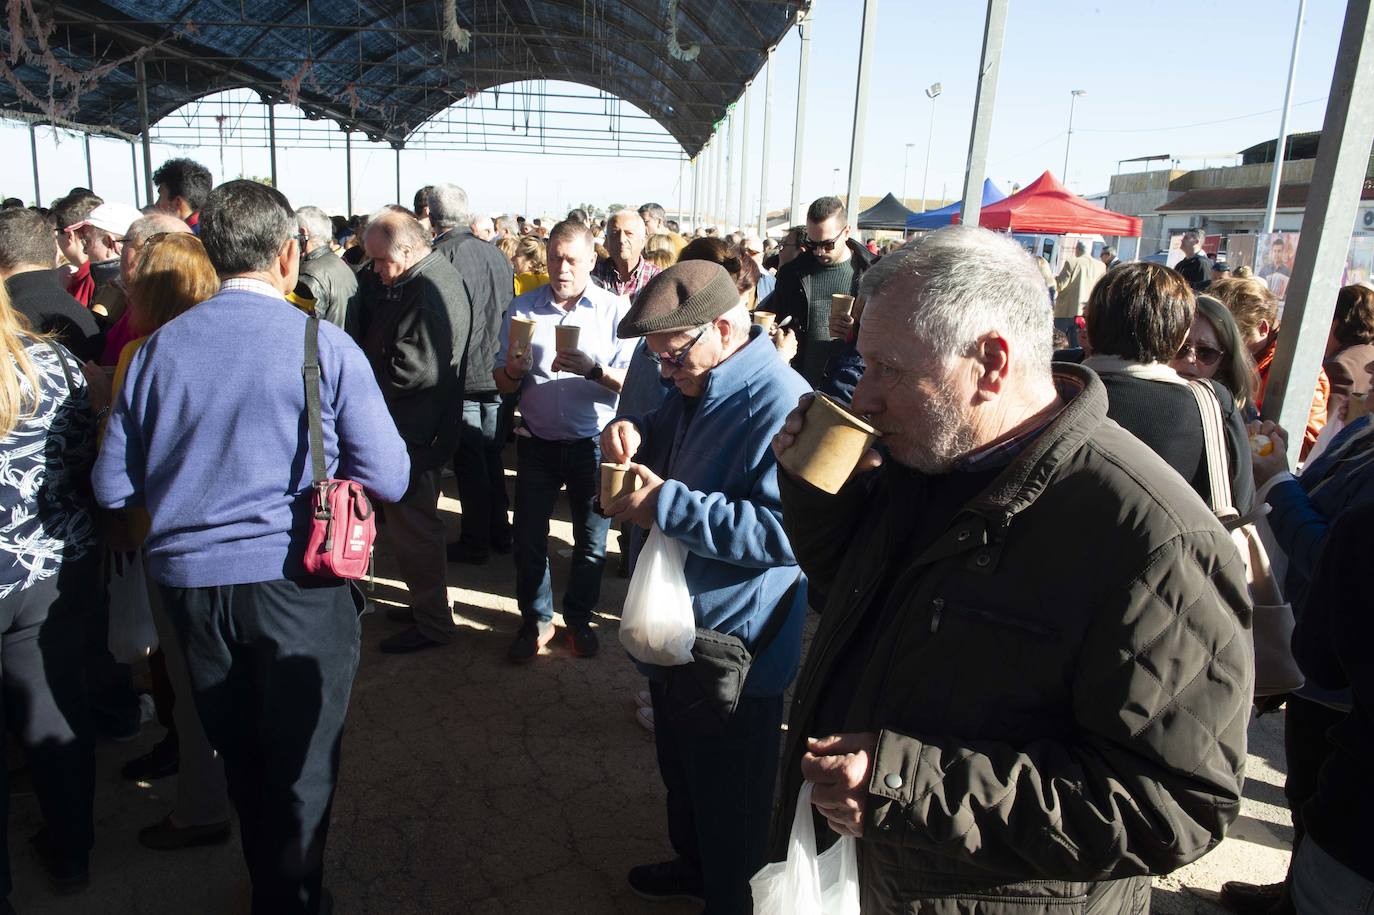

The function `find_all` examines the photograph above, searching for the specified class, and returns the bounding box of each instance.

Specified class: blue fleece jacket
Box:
[619,327,812,696]
[92,288,411,587]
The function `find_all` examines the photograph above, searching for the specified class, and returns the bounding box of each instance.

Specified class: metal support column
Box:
[758,57,774,238]
[136,57,154,207]
[691,155,701,232]
[723,112,734,231]
[267,99,278,188]
[1263,0,1306,233]
[959,0,1009,229]
[1263,0,1374,463]
[677,157,685,228]
[394,147,401,205]
[84,133,93,191]
[741,86,752,232]
[845,0,878,226]
[789,11,811,227]
[344,129,353,216]
[710,134,721,229]
[129,140,139,202]
[28,123,40,206]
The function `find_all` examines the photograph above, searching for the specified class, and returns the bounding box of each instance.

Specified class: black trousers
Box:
[160,577,362,915]
[0,554,97,899]
[650,681,783,915]
[1284,696,1346,853]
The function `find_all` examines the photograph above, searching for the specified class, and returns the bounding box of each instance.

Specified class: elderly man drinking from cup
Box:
[600,260,810,915]
[767,224,1253,914]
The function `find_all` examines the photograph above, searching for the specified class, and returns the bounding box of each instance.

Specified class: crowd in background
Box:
[0,160,1372,915]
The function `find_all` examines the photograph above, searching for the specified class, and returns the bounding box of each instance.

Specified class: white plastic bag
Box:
[618,524,696,666]
[107,550,158,663]
[750,783,861,915]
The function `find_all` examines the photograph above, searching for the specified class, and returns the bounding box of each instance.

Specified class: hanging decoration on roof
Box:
[282,60,321,109]
[666,0,700,62]
[442,0,472,53]
[0,0,161,128]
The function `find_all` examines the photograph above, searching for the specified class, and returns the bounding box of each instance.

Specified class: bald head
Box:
[365,208,432,284]
[122,213,192,288]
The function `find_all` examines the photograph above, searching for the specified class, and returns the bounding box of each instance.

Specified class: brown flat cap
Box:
[617,260,740,338]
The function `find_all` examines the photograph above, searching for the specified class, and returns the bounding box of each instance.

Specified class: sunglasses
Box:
[1177,342,1225,366]
[801,233,844,253]
[658,327,708,368]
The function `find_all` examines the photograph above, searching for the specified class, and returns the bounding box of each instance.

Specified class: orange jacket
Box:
[1256,336,1329,457]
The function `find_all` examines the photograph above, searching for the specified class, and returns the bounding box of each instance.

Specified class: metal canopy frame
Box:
[2,0,809,156]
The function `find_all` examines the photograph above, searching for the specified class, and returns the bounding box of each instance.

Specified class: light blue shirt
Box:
[496,282,632,440]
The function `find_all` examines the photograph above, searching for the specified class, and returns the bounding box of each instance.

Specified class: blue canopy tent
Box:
[905,179,1007,230]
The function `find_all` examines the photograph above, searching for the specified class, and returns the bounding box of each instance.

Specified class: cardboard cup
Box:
[830,294,856,339]
[556,324,581,352]
[600,463,641,507]
[851,294,868,323]
[509,317,537,355]
[753,311,776,334]
[778,394,880,495]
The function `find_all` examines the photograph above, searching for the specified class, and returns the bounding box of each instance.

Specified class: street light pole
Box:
[1263,0,1306,233]
[920,83,941,211]
[901,143,915,205]
[1063,89,1087,182]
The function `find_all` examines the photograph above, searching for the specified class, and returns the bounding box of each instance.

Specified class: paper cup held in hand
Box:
[851,294,868,323]
[555,323,581,352]
[509,317,537,355]
[830,294,855,339]
[778,394,880,495]
[753,311,776,334]
[600,463,641,507]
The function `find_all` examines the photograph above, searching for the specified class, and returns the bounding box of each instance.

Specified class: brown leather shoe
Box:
[138,816,231,851]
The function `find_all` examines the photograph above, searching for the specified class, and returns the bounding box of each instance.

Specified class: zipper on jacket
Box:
[930,597,945,633]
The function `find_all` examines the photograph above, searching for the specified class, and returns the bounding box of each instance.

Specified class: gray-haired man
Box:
[770,225,1251,913]
[429,182,517,565]
[357,207,473,653]
[295,205,358,333]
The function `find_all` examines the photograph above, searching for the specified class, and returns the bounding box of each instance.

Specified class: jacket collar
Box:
[391,250,443,288]
[695,326,779,410]
[961,363,1107,534]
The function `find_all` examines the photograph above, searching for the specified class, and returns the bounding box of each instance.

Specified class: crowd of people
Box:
[0,159,1372,915]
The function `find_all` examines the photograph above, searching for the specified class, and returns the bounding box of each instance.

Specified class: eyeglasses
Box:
[658,327,708,368]
[1177,342,1225,366]
[801,232,844,253]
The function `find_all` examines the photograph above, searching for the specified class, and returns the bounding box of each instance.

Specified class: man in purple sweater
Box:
[93,180,410,915]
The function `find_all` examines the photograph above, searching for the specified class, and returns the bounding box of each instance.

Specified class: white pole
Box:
[788,12,811,227]
[1264,0,1307,234]
[758,57,774,237]
[738,88,751,234]
[845,0,878,226]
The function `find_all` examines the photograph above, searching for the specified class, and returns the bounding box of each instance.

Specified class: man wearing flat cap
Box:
[601,260,811,914]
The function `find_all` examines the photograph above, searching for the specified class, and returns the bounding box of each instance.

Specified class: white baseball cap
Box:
[67,202,144,237]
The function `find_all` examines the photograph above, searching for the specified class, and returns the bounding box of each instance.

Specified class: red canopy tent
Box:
[954,170,1142,236]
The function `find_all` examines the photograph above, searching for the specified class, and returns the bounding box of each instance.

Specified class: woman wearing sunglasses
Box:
[1170,294,1259,416]
[1083,262,1254,513]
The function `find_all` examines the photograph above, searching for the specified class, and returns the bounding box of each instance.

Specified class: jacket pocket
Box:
[936,601,1058,638]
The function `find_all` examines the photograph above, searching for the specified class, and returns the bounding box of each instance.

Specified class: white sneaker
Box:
[636,706,655,733]
[635,689,652,710]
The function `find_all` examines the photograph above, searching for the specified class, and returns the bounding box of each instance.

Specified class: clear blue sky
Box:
[0,0,1347,222]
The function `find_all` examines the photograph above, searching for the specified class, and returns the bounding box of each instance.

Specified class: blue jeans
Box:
[651,682,783,915]
[453,396,511,554]
[512,435,610,629]
[1293,838,1374,913]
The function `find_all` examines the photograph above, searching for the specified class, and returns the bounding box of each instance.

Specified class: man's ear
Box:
[973,332,1011,400]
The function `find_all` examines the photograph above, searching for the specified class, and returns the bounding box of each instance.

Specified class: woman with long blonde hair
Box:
[0,280,99,896]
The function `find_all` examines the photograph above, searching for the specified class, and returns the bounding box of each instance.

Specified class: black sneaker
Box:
[1218,881,1286,915]
[29,829,89,895]
[121,735,180,781]
[506,622,555,664]
[445,541,490,565]
[565,622,599,658]
[627,859,703,904]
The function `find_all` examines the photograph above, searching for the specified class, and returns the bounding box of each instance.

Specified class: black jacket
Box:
[433,228,515,395]
[766,239,875,383]
[1176,252,1212,291]
[1095,371,1254,514]
[777,364,1252,913]
[297,247,360,335]
[353,252,472,471]
[4,269,102,362]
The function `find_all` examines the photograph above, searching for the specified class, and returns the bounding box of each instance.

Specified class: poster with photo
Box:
[1257,232,1299,300]
[1344,235,1374,287]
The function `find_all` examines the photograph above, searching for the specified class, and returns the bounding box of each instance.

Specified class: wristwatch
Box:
[585,362,604,382]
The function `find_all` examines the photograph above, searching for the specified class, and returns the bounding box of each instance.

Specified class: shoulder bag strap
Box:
[303,316,327,485]
[42,340,79,394]
[1187,379,1235,515]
